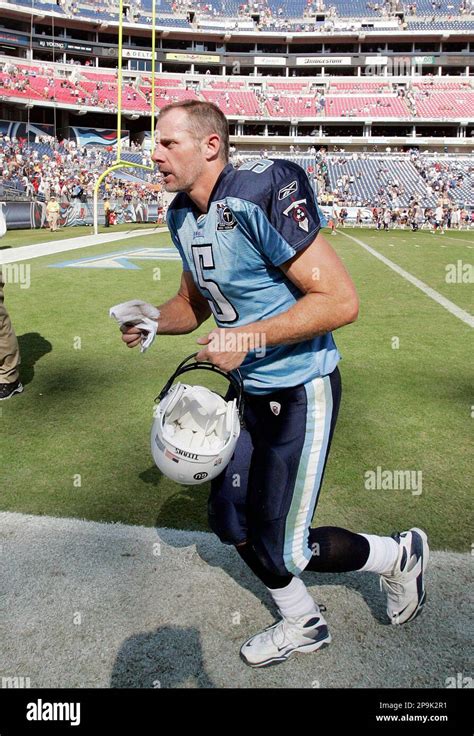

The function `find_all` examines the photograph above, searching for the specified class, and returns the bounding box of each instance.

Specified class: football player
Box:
[121,101,429,668]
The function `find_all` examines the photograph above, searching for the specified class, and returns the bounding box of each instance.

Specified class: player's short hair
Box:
[158,100,229,163]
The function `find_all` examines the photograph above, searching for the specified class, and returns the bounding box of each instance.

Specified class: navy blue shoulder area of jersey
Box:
[214,159,312,209]
[168,191,192,213]
[167,159,315,212]
[167,159,322,254]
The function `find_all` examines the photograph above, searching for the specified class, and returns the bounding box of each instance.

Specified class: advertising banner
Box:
[0,199,156,229]
[254,56,287,66]
[165,52,220,63]
[0,120,55,139]
[69,127,128,147]
[0,30,29,46]
[296,56,351,66]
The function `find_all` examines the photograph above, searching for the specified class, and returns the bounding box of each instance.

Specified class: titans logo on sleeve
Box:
[167,158,340,395]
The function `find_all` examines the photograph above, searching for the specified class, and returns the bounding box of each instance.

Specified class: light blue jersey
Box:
[167,158,340,395]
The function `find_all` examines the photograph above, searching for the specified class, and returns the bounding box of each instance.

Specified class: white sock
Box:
[357,533,399,575]
[267,577,318,619]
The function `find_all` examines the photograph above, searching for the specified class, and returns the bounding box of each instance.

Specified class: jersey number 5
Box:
[191,244,238,323]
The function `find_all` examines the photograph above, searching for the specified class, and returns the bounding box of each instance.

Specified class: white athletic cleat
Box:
[240,608,331,668]
[380,527,429,625]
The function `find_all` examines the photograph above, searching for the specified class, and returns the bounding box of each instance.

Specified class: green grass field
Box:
[1,225,472,551]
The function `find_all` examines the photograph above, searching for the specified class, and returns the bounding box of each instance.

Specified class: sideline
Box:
[0,510,470,689]
[0,226,169,265]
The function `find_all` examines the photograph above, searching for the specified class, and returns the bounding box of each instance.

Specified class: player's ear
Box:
[203,133,221,162]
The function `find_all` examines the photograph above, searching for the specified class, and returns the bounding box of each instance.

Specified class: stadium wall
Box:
[0,199,158,228]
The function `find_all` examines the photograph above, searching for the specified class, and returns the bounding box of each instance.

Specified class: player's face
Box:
[152,109,205,193]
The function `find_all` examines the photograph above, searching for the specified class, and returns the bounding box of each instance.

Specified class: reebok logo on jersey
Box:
[283,198,309,233]
[216,204,237,231]
[278,180,298,200]
[270,401,281,416]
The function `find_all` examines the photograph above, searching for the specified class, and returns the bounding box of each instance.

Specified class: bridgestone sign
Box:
[296,56,350,66]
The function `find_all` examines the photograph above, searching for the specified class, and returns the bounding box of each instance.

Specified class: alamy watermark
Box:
[1,675,31,688]
[445,672,473,688]
[364,466,423,496]
[2,263,31,289]
[207,330,266,359]
[365,57,427,77]
[445,261,473,284]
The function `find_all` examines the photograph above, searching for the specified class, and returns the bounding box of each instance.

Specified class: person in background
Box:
[104,197,112,227]
[46,195,60,232]
[0,272,23,400]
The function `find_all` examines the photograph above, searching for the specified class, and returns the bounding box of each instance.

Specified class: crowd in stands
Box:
[0,130,471,230]
[170,0,472,27]
[300,146,473,211]
[0,132,162,207]
[409,148,472,199]
[7,0,474,30]
[1,61,472,120]
[57,0,146,23]
[12,0,472,31]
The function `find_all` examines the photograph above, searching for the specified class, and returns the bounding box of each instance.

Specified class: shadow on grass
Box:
[110,626,215,688]
[17,332,53,386]
[140,465,210,532]
[147,466,390,623]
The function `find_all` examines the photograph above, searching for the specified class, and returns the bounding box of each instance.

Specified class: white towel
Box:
[109,299,160,353]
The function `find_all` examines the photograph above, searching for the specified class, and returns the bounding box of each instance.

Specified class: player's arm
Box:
[158,270,212,334]
[195,233,358,368]
[246,230,359,346]
[121,271,211,348]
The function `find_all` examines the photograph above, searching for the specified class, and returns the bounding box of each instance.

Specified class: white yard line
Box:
[438,234,474,246]
[0,226,169,265]
[339,231,474,329]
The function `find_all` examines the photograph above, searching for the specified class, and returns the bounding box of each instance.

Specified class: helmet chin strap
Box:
[155,352,245,426]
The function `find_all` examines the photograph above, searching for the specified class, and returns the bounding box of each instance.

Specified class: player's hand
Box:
[196,328,247,372]
[121,325,143,349]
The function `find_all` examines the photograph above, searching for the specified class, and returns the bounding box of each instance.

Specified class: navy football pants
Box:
[208,367,342,577]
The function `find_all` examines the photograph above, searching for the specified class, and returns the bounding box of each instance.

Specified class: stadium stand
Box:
[1,59,473,119]
[325,96,411,118]
[0,0,472,219]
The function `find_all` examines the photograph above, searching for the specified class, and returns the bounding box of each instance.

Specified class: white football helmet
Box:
[151,353,244,485]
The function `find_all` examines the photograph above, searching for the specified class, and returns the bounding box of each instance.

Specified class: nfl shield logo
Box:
[270,401,281,416]
[216,204,237,231]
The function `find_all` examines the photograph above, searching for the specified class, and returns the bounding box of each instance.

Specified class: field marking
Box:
[339,231,474,329]
[48,246,181,269]
[439,234,474,246]
[0,226,169,265]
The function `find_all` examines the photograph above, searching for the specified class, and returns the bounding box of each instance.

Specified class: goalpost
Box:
[93,0,157,234]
